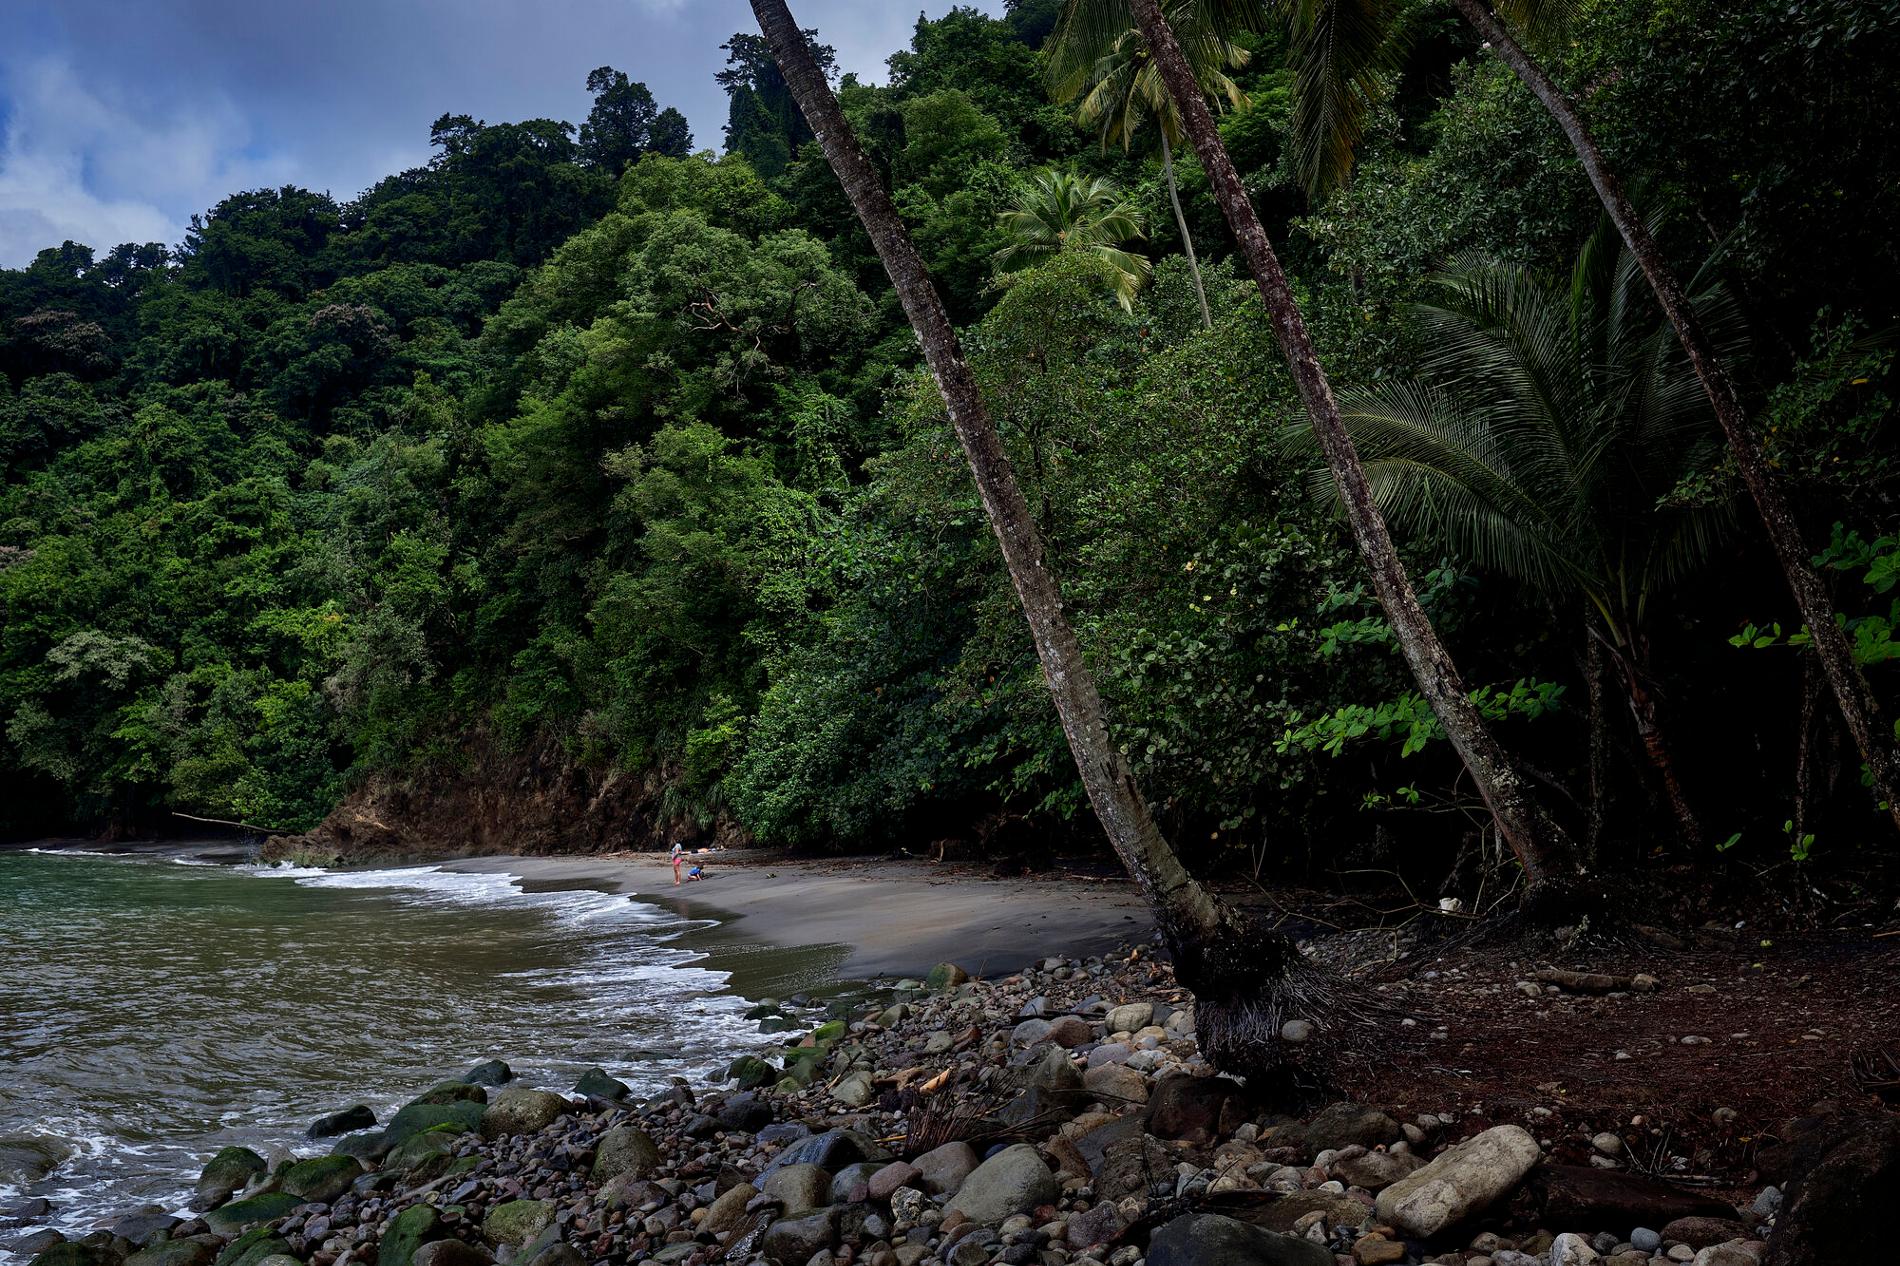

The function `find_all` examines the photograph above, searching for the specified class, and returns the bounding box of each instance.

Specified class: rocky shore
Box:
[2,950,1884,1266]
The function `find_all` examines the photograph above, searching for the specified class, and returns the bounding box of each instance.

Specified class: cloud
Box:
[0,56,299,265]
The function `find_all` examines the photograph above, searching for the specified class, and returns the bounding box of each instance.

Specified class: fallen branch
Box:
[171,811,292,835]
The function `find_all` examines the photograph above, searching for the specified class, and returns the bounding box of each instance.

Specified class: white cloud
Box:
[0,56,298,265]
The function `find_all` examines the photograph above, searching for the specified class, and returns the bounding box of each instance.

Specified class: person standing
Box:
[669,840,685,886]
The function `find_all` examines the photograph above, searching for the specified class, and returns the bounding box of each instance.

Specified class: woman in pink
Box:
[669,840,685,885]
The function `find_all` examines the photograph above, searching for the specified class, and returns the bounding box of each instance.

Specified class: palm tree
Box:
[1313,220,1746,846]
[994,169,1152,311]
[749,0,1359,1081]
[1046,1,1251,329]
[1060,0,1588,920]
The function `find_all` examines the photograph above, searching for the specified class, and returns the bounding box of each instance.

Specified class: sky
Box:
[0,0,1009,268]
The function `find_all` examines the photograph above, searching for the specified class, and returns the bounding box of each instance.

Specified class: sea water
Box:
[0,845,785,1258]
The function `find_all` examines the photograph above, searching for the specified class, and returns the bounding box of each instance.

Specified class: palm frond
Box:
[1284,0,1410,196]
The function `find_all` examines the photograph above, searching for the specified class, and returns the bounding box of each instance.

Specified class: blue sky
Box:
[0,0,1007,267]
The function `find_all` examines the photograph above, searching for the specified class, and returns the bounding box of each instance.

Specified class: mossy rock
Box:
[376,1205,442,1266]
[384,1100,485,1149]
[212,1228,290,1266]
[925,963,969,993]
[384,1127,463,1177]
[125,1237,220,1266]
[204,1193,301,1238]
[479,1089,569,1141]
[280,1154,364,1204]
[407,1082,487,1108]
[195,1147,267,1211]
[810,1020,847,1044]
[591,1125,660,1182]
[481,1200,554,1250]
[756,1016,796,1034]
[727,1055,772,1089]
[28,1245,122,1266]
[331,1130,391,1165]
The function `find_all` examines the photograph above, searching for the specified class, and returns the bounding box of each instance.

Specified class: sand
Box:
[443,851,1152,979]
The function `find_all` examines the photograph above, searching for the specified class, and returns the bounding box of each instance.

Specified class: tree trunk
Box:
[1162,140,1213,330]
[1127,0,1583,898]
[1449,0,1900,836]
[1608,644,1703,850]
[750,0,1349,1078]
[1582,629,1609,866]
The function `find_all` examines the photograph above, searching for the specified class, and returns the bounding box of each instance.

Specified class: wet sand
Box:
[443,852,1152,979]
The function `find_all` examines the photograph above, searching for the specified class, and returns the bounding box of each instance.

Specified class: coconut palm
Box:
[1056,0,1589,929]
[750,0,1368,1084]
[994,169,1151,311]
[1310,220,1746,845]
[1046,1,1251,329]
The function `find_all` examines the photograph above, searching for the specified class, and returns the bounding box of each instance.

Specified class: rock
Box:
[378,1205,443,1266]
[125,1238,219,1266]
[1084,1062,1148,1105]
[1105,1003,1153,1034]
[384,1126,462,1176]
[481,1200,555,1250]
[1280,1020,1315,1044]
[1531,1165,1736,1227]
[1335,1150,1424,1191]
[279,1155,363,1204]
[868,1162,921,1201]
[828,1161,883,1204]
[1048,1017,1093,1048]
[1763,1115,1900,1266]
[944,1145,1058,1225]
[925,964,970,993]
[831,1071,876,1108]
[1352,1235,1407,1266]
[701,1182,755,1236]
[329,1129,390,1165]
[203,1192,301,1237]
[592,1125,661,1182]
[305,1106,375,1139]
[195,1147,267,1211]
[1374,1124,1543,1237]
[761,1208,839,1266]
[1750,1185,1781,1218]
[479,1088,569,1140]
[410,1241,494,1266]
[462,1059,513,1087]
[756,1128,890,1182]
[1065,1201,1130,1249]
[1631,1227,1662,1251]
[1146,1212,1333,1266]
[912,1142,981,1196]
[29,1246,122,1266]
[715,1092,775,1132]
[110,1210,180,1246]
[1692,1245,1757,1266]
[1088,1043,1133,1068]
[1662,1217,1747,1249]
[571,1068,629,1101]
[11,1232,66,1260]
[213,1227,290,1266]
[0,1139,71,1187]
[383,1101,485,1149]
[1012,1019,1054,1047]
[1226,1190,1368,1234]
[1552,1232,1601,1265]
[728,1055,775,1090]
[761,1163,831,1216]
[1291,1103,1401,1154]
[407,1082,486,1107]
[1146,1074,1250,1144]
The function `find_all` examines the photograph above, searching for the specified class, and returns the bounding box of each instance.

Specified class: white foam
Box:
[22,847,117,857]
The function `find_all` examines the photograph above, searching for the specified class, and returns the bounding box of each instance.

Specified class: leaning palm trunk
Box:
[1126,0,1584,903]
[1449,0,1900,835]
[1161,141,1213,329]
[751,0,1356,1080]
[1598,633,1702,848]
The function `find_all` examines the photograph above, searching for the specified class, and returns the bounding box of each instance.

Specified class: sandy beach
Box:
[442,851,1153,980]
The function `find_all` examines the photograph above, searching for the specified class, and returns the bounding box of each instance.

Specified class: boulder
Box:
[279,1155,363,1204]
[377,1205,442,1266]
[479,1089,569,1140]
[0,1138,71,1185]
[911,1141,980,1196]
[1105,1002,1153,1034]
[110,1210,180,1246]
[195,1147,267,1211]
[1374,1124,1543,1237]
[1764,1115,1900,1266]
[571,1069,629,1102]
[1215,1189,1369,1234]
[383,1128,462,1178]
[867,1162,921,1201]
[755,1129,889,1183]
[406,1083,486,1107]
[1146,1074,1251,1144]
[481,1200,555,1250]
[383,1101,485,1149]
[125,1238,219,1266]
[462,1060,514,1087]
[760,1208,839,1266]
[830,1071,876,1108]
[1047,1017,1094,1048]
[1661,1217,1747,1249]
[1094,1130,1173,1203]
[591,1125,660,1182]
[28,1246,122,1266]
[925,963,970,993]
[330,1131,391,1165]
[828,1162,883,1204]
[1011,1019,1054,1047]
[944,1144,1058,1225]
[760,1163,829,1216]
[1084,1062,1149,1105]
[305,1106,376,1139]
[1335,1150,1424,1191]
[213,1228,290,1266]
[10,1233,66,1260]
[203,1193,300,1238]
[714,1093,774,1133]
[1289,1103,1401,1154]
[700,1183,755,1236]
[1146,1212,1333,1266]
